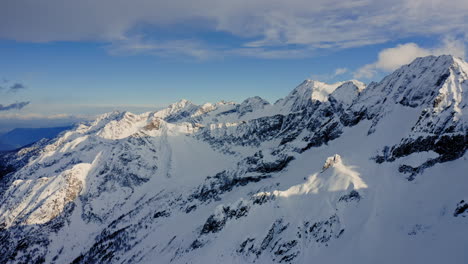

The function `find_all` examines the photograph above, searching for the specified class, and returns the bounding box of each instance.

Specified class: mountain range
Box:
[0,55,467,264]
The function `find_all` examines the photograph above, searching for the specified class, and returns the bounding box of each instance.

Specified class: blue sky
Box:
[0,0,467,132]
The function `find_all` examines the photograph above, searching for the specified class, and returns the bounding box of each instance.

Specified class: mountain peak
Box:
[237,96,270,116]
[354,54,467,111]
[240,96,270,106]
[276,79,347,112]
[329,80,366,109]
[169,99,194,109]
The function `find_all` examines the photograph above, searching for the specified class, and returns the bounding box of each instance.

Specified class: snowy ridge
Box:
[275,80,345,112]
[0,55,467,264]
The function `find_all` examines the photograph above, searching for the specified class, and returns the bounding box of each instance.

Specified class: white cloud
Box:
[0,0,467,58]
[373,43,430,72]
[433,36,466,59]
[354,37,467,79]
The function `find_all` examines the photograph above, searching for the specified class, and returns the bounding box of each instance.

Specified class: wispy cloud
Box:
[0,101,30,111]
[0,81,27,93]
[108,35,319,60]
[9,83,26,92]
[0,0,466,58]
[0,79,30,112]
[334,68,348,76]
[108,37,218,60]
[308,67,350,83]
[228,47,314,59]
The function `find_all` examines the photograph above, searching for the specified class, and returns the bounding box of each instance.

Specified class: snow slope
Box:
[0,55,467,264]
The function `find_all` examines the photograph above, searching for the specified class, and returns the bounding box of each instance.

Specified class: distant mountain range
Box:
[0,55,467,263]
[0,126,73,151]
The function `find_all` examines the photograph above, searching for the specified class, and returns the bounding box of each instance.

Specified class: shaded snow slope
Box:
[0,55,467,264]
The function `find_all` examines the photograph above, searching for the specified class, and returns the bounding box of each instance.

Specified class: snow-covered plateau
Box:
[0,55,467,264]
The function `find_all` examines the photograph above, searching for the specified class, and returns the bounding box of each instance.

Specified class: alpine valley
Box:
[1,55,467,264]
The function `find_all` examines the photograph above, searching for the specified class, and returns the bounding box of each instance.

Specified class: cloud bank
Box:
[1,0,467,58]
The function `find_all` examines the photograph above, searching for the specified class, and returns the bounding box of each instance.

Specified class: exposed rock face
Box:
[0,55,467,264]
[454,200,468,217]
[322,154,342,171]
[368,55,468,179]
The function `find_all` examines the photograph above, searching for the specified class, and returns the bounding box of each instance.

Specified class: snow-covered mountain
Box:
[0,55,467,264]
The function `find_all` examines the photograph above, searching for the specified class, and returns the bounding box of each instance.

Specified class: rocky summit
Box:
[0,55,467,264]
